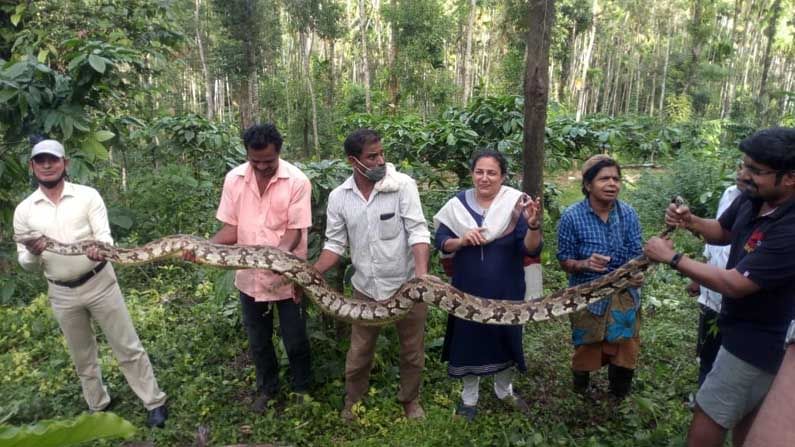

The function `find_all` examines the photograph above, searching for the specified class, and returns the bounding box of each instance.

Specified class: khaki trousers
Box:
[345,289,427,404]
[48,264,166,411]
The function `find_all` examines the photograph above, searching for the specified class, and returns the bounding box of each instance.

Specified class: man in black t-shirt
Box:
[645,128,795,447]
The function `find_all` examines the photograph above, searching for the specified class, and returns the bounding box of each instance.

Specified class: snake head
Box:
[671,195,686,209]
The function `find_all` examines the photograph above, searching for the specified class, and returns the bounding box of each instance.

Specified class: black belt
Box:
[48,261,108,288]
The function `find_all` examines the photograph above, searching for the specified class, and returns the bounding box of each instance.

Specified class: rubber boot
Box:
[608,364,634,399]
[573,370,590,394]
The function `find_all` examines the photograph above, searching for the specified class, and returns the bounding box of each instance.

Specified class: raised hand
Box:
[522,195,543,229]
[665,202,693,229]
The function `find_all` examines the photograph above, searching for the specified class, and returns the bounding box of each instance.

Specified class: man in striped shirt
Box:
[314,128,431,421]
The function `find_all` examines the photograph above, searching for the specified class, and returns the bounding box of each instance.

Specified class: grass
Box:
[0,177,701,446]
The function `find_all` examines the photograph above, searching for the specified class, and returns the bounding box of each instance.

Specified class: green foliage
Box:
[0,412,135,447]
[628,152,736,244]
[119,164,220,241]
[296,158,352,259]
[380,0,454,109]
[139,114,243,176]
[211,0,281,80]
[664,94,694,124]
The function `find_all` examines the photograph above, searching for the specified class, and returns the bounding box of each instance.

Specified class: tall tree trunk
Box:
[358,0,372,112]
[462,0,477,104]
[523,0,555,198]
[756,0,781,125]
[237,0,261,129]
[195,0,214,119]
[327,39,336,107]
[522,0,552,299]
[683,0,707,95]
[558,22,576,103]
[301,31,320,156]
[576,0,597,122]
[659,29,671,119]
[387,0,399,111]
[721,0,745,118]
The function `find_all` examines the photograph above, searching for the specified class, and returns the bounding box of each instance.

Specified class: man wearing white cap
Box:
[13,139,168,428]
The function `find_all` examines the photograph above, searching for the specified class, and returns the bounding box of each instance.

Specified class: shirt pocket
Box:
[578,236,607,260]
[265,192,289,230]
[377,211,401,240]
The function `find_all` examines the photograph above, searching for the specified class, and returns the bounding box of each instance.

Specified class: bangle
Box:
[528,224,541,231]
[669,252,684,269]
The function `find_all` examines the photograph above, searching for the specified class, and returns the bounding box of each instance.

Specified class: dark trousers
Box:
[239,292,311,395]
[696,304,721,387]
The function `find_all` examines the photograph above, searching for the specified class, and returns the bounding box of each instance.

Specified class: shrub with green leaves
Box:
[119,164,220,241]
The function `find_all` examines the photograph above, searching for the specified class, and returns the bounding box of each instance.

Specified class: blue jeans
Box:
[239,292,311,395]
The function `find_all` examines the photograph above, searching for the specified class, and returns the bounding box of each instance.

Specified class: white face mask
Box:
[352,157,387,182]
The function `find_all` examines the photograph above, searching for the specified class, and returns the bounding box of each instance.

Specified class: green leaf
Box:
[94,130,115,142]
[3,62,29,80]
[445,133,456,146]
[0,89,18,103]
[43,111,60,133]
[81,138,109,161]
[67,54,86,71]
[0,412,135,447]
[87,54,106,73]
[109,214,133,230]
[10,12,21,27]
[62,116,74,140]
[0,281,15,302]
[37,49,48,63]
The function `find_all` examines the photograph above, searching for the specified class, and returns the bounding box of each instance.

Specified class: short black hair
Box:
[582,158,622,196]
[739,127,795,172]
[470,149,507,175]
[242,123,283,152]
[344,128,381,158]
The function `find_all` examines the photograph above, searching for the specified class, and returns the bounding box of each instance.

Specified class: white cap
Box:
[31,140,65,159]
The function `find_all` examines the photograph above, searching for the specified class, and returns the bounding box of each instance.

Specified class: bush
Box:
[119,164,220,241]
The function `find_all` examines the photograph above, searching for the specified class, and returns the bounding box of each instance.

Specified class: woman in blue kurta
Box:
[433,150,542,420]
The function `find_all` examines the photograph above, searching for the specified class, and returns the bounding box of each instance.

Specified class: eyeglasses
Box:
[738,160,779,176]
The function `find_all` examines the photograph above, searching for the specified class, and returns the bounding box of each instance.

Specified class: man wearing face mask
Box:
[314,128,431,422]
[14,139,168,427]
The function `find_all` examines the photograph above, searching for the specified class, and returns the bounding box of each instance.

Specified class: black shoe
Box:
[608,364,634,399]
[251,393,277,414]
[573,370,590,394]
[146,405,168,428]
[455,403,477,422]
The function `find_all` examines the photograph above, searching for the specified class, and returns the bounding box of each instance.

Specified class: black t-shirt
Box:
[718,194,795,374]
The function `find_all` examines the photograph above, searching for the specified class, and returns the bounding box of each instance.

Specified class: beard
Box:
[36,170,67,189]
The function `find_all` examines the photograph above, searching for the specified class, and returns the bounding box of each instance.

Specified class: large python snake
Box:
[15,221,675,326]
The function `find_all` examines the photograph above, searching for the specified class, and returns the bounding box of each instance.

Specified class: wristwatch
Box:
[786,320,795,346]
[669,252,684,269]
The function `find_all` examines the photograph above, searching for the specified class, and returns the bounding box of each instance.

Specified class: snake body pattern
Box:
[15,233,661,326]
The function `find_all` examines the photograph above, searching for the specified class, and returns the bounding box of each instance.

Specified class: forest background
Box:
[1,0,794,445]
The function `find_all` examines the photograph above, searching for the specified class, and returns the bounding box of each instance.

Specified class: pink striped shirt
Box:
[217,159,311,301]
